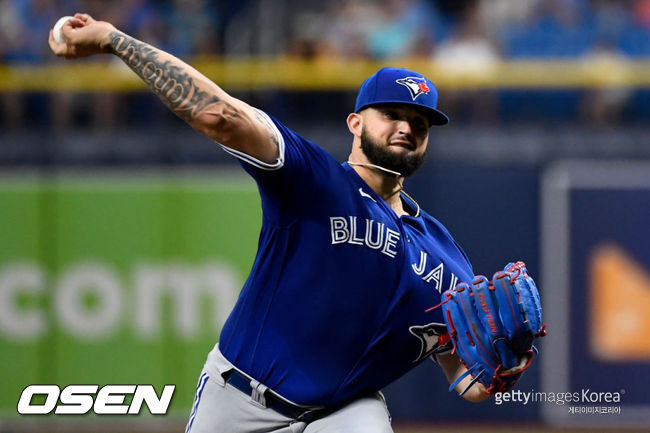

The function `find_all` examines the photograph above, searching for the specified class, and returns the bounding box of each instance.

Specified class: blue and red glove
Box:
[439,261,546,396]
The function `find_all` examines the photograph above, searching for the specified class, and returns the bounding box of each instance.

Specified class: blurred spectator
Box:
[499,0,594,57]
[0,0,26,129]
[590,0,630,45]
[310,1,385,58]
[23,0,61,62]
[479,0,537,40]
[619,0,650,57]
[168,0,220,56]
[365,0,439,59]
[293,0,439,60]
[579,40,634,125]
[434,1,499,69]
[433,1,501,124]
[1,0,29,63]
[634,0,650,28]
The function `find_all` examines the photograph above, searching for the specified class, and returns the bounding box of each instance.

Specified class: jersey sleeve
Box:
[216,109,286,171]
[216,109,340,227]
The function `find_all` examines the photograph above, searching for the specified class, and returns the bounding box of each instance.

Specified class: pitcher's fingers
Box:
[48,29,66,55]
[74,13,94,24]
[66,17,85,29]
[59,17,85,42]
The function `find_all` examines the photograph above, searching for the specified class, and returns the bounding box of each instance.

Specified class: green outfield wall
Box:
[0,172,261,418]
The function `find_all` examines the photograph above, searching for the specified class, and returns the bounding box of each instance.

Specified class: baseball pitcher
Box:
[49,13,545,433]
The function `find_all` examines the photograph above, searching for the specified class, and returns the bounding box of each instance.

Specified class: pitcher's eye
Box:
[413,118,427,131]
[384,110,397,120]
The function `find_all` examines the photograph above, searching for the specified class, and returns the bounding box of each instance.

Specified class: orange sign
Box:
[590,243,650,361]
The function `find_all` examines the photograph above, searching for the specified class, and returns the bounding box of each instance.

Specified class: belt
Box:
[223,369,330,423]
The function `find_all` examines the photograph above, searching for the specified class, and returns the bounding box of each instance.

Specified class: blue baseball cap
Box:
[355,67,449,126]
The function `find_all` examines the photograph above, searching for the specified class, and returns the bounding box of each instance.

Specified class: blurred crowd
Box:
[291,0,650,61]
[2,0,650,62]
[1,0,650,132]
[0,0,225,62]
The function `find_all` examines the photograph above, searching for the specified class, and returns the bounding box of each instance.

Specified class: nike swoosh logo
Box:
[358,188,376,202]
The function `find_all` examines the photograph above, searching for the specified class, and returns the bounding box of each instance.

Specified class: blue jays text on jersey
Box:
[215,110,474,407]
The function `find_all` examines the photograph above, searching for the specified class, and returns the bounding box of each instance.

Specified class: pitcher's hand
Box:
[49,13,117,59]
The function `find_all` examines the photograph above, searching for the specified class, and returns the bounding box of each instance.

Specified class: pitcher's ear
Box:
[347,112,362,136]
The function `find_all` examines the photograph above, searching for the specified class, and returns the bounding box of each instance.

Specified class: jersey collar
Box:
[342,162,421,219]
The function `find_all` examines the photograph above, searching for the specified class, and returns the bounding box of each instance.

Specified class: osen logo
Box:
[17,384,175,415]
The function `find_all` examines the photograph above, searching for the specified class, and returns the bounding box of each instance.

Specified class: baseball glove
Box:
[439,261,546,396]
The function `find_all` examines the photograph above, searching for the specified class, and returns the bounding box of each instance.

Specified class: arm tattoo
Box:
[109,31,220,122]
[253,111,280,149]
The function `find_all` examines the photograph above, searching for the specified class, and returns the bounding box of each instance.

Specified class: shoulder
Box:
[419,210,454,238]
[420,210,473,270]
[264,111,341,166]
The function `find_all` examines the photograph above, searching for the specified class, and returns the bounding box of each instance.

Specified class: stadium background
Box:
[1,0,649,432]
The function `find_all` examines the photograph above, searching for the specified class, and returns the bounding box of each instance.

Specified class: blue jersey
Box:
[218,111,474,407]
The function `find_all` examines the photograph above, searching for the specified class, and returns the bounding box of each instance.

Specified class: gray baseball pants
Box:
[185,346,393,433]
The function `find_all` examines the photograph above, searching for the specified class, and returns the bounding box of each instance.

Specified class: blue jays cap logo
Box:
[396,76,431,101]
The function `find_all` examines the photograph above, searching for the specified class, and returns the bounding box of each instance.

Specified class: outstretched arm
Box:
[49,13,279,164]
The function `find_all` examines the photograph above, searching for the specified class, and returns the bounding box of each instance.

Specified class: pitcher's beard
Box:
[360,129,426,177]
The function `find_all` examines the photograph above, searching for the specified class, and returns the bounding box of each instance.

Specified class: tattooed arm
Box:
[48,13,279,164]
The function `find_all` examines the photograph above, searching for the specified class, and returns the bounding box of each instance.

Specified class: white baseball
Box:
[53,16,74,44]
